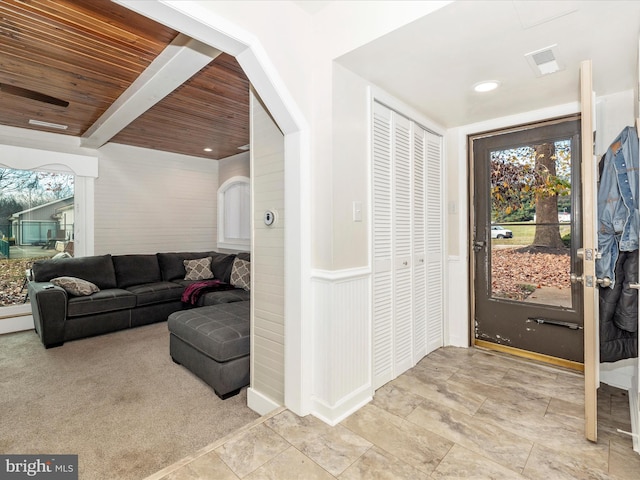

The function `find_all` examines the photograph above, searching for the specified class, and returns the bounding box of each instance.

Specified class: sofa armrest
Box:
[28,282,68,348]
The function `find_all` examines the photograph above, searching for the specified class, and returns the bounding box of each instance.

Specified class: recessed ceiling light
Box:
[237,144,250,151]
[28,119,68,130]
[473,81,500,93]
[203,147,213,152]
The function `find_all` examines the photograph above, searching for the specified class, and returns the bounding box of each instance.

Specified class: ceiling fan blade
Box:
[0,83,69,107]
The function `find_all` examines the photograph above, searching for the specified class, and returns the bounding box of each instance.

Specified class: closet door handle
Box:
[596,277,611,287]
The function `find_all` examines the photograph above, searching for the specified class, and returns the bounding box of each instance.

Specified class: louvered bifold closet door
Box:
[372,102,444,390]
[412,126,427,363]
[393,113,414,375]
[372,102,394,389]
[425,131,444,353]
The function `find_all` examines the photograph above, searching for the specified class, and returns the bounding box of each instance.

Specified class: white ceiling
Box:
[336,0,640,128]
[294,0,332,15]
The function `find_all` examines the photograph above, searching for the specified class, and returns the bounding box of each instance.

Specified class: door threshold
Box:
[474,339,584,372]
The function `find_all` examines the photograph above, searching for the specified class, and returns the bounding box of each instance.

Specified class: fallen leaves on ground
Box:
[491,246,570,300]
[0,258,37,306]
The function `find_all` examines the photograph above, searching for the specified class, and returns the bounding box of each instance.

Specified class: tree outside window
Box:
[1,168,74,306]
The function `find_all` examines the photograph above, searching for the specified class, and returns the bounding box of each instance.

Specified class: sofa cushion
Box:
[157,251,237,282]
[50,276,100,296]
[230,258,250,291]
[112,255,162,289]
[199,289,250,306]
[158,252,215,282]
[167,302,250,362]
[210,253,238,283]
[126,282,184,306]
[184,257,214,281]
[32,254,117,289]
[67,289,136,318]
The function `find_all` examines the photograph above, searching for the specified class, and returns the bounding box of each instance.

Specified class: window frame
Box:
[217,175,251,251]
[0,145,97,320]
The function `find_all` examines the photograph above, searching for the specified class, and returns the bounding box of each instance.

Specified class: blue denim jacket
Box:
[596,126,640,287]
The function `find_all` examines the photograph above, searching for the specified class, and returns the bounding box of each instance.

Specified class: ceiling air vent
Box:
[525,45,564,77]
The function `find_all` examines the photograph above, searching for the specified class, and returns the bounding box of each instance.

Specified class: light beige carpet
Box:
[0,322,260,480]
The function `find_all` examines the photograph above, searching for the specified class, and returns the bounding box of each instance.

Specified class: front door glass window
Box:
[489,139,572,308]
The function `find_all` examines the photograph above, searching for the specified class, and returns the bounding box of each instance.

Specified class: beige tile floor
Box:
[146,347,640,479]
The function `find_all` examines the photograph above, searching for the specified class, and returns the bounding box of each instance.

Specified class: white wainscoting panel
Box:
[311,268,372,425]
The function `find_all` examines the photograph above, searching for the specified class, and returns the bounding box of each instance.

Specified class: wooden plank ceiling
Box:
[0,0,250,159]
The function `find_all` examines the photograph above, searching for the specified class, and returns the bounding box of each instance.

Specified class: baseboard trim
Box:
[474,339,584,372]
[247,387,281,416]
[311,384,372,426]
[0,314,34,335]
[600,359,635,390]
[629,376,639,454]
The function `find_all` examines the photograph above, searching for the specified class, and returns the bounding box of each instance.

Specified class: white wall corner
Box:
[311,385,372,426]
[247,387,282,416]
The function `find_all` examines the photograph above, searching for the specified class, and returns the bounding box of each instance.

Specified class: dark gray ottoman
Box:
[167,301,250,399]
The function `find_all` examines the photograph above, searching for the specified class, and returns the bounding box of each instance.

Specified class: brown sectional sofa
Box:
[28,250,249,348]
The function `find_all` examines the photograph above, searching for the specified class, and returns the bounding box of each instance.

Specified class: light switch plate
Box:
[353,201,362,222]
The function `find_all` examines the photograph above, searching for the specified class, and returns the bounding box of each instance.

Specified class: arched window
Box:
[217,176,250,250]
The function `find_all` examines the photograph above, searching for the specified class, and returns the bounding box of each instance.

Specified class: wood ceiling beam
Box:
[81,33,221,149]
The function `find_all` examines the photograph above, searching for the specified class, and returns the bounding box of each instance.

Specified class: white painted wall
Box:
[595,89,635,155]
[248,91,286,413]
[330,63,371,268]
[218,151,250,186]
[95,143,218,255]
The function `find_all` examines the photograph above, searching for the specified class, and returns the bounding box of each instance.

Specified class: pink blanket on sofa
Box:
[181,280,236,305]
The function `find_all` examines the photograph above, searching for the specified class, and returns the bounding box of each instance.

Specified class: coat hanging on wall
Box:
[597,125,639,362]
